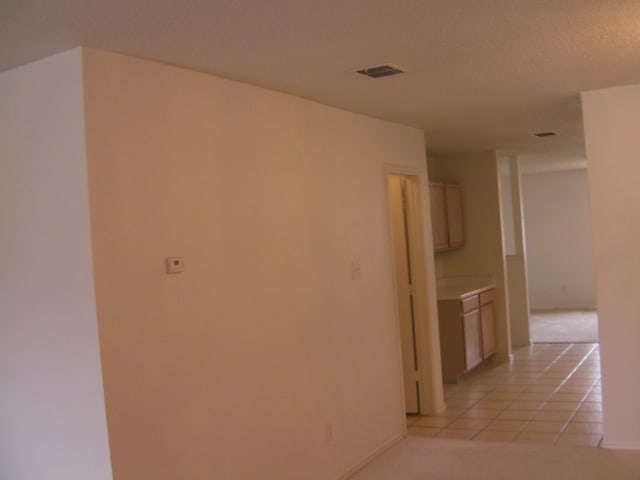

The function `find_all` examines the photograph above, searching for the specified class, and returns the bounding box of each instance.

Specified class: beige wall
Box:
[583,84,640,449]
[429,152,511,358]
[82,49,430,479]
[521,169,597,310]
[0,50,113,479]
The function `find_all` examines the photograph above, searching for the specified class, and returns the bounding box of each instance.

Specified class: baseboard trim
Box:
[337,432,405,480]
[600,440,640,451]
[433,401,448,415]
[493,353,514,362]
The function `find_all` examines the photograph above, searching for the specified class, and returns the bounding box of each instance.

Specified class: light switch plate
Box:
[166,257,185,274]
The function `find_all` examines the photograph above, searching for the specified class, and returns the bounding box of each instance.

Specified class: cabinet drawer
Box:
[480,289,494,305]
[461,295,479,313]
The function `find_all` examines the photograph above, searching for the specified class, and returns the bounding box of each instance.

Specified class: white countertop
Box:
[436,276,495,301]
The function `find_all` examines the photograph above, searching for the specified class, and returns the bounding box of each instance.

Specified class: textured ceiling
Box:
[2,0,640,158]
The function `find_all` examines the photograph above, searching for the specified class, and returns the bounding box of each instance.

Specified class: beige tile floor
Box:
[407,342,602,447]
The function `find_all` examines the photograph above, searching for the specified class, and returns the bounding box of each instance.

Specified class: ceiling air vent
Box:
[533,131,557,138]
[356,64,407,78]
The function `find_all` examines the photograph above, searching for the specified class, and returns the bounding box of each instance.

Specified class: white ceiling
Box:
[3,0,640,158]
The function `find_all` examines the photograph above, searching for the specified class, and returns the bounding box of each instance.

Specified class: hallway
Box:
[530,310,599,343]
[407,343,601,446]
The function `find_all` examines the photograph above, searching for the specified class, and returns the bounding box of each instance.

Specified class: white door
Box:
[387,175,420,414]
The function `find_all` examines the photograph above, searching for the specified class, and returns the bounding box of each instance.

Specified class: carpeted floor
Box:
[530,309,599,343]
[348,436,640,480]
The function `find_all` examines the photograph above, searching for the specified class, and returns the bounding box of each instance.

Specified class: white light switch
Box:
[166,257,185,274]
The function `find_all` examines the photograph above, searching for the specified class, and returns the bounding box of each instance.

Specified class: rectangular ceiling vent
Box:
[356,64,407,78]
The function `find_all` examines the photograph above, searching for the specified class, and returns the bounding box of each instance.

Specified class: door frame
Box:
[387,174,421,414]
[385,164,445,416]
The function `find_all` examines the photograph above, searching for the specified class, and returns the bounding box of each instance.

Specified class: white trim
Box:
[384,172,422,415]
[600,440,640,451]
[385,163,420,176]
[383,165,445,416]
[493,353,514,362]
[337,433,405,480]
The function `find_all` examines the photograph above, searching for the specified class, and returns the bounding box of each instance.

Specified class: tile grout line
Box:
[468,344,597,443]
[553,346,602,445]
[462,344,575,441]
[508,344,579,443]
[410,343,601,446]
[513,344,599,444]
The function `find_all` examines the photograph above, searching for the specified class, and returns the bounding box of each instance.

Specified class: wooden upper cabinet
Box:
[429,182,464,252]
[429,183,449,251]
[445,184,464,248]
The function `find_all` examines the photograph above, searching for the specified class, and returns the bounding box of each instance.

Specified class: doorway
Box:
[387,175,420,413]
[519,164,599,344]
[529,310,599,343]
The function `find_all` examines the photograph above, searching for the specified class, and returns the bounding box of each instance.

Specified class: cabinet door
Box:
[481,302,496,359]
[463,309,483,371]
[445,184,464,248]
[437,301,467,383]
[429,183,449,251]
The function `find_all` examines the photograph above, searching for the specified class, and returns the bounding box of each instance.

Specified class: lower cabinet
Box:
[480,290,496,359]
[438,288,496,383]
